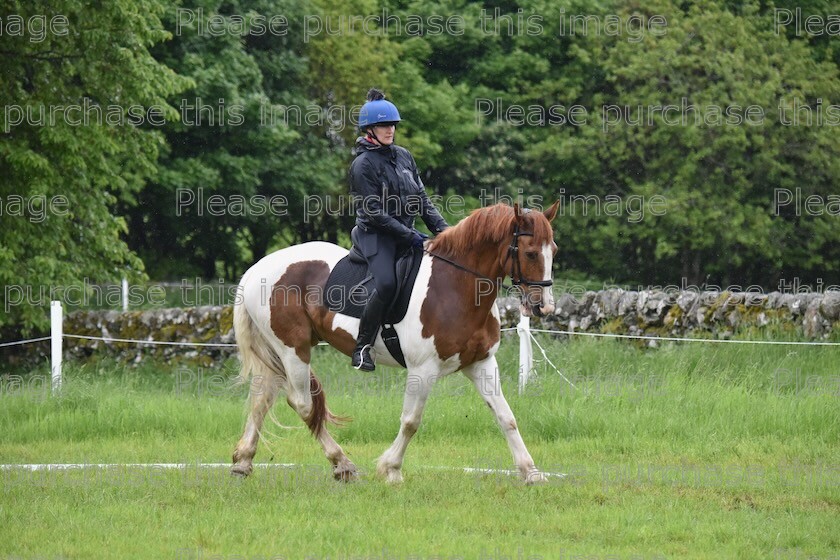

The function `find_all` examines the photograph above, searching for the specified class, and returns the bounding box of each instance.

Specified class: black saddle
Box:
[324,243,424,325]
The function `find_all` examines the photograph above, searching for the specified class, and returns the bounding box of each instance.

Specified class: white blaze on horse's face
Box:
[522,241,556,317]
[540,242,557,315]
[516,235,557,318]
[512,201,560,318]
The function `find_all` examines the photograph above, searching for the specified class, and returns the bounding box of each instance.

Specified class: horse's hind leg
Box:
[283,350,357,481]
[232,370,282,477]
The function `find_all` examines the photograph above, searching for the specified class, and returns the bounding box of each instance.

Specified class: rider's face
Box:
[370,124,396,145]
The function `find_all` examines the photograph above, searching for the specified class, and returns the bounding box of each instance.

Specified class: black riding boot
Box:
[352,290,389,371]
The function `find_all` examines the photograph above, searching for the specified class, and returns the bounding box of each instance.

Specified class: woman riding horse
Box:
[231,200,560,483]
[349,88,449,371]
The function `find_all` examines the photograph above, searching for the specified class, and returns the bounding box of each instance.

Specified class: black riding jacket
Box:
[349,137,449,242]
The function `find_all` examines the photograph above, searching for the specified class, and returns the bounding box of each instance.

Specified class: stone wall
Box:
[4,290,838,365]
[3,306,236,367]
[498,290,840,345]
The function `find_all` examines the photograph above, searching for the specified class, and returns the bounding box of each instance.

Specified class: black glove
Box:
[410,232,426,248]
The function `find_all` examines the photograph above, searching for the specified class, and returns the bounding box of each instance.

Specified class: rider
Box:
[349,88,450,371]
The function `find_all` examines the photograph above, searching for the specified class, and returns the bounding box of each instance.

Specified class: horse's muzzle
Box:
[533,302,555,317]
[520,302,554,318]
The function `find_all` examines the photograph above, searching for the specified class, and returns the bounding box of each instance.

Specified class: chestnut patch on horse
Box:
[269,260,355,360]
[420,257,501,366]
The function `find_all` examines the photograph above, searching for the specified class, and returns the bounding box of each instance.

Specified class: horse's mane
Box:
[428,203,552,258]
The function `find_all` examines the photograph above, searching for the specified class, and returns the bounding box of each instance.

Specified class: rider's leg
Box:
[352,236,397,371]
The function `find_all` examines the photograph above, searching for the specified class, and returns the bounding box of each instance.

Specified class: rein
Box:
[422,250,498,285]
[424,221,553,289]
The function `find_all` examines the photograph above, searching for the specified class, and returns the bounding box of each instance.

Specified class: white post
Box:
[50,300,63,394]
[121,277,128,312]
[517,314,533,394]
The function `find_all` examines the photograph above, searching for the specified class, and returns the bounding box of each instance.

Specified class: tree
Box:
[122,0,302,279]
[552,0,840,286]
[0,0,189,332]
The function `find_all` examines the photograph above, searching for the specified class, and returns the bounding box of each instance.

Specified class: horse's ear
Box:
[544,200,560,222]
[514,202,523,222]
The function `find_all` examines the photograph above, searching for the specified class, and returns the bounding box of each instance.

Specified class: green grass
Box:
[1,336,839,559]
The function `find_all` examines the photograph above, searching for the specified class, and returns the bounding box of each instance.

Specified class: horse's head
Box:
[507,201,560,318]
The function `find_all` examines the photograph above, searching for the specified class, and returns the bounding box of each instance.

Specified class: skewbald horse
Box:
[231,201,560,484]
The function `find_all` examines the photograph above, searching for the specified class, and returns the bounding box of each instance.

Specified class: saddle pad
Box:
[324,247,424,324]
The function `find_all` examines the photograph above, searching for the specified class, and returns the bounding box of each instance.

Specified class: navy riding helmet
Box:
[358,98,401,130]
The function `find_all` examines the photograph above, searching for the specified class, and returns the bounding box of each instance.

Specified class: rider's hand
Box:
[411,232,426,248]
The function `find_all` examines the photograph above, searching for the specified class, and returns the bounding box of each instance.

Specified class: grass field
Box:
[1,335,839,559]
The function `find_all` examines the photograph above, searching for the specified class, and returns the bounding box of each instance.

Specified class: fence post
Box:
[517,314,533,394]
[121,277,128,312]
[50,300,63,394]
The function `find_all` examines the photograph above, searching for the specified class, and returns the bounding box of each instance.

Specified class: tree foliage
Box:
[0,0,188,331]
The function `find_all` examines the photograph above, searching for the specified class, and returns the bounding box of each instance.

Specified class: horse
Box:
[231,201,560,484]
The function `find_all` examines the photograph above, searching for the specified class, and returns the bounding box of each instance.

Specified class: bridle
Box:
[424,220,554,290]
[502,221,554,288]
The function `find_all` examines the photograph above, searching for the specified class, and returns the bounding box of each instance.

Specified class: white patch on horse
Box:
[488,303,501,357]
[540,243,555,314]
[330,313,359,340]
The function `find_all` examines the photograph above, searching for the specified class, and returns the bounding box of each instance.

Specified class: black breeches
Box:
[365,235,399,303]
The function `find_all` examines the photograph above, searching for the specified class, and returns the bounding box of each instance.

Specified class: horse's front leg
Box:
[376,364,438,483]
[463,356,547,484]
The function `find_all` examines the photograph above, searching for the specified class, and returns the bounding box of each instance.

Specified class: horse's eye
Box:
[526,252,538,260]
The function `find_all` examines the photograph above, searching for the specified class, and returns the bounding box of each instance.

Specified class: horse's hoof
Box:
[384,469,404,484]
[231,464,252,478]
[333,464,358,482]
[525,470,548,485]
[376,457,404,484]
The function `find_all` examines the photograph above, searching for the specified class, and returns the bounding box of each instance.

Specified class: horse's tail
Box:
[233,291,287,392]
[234,275,347,437]
[307,370,349,437]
